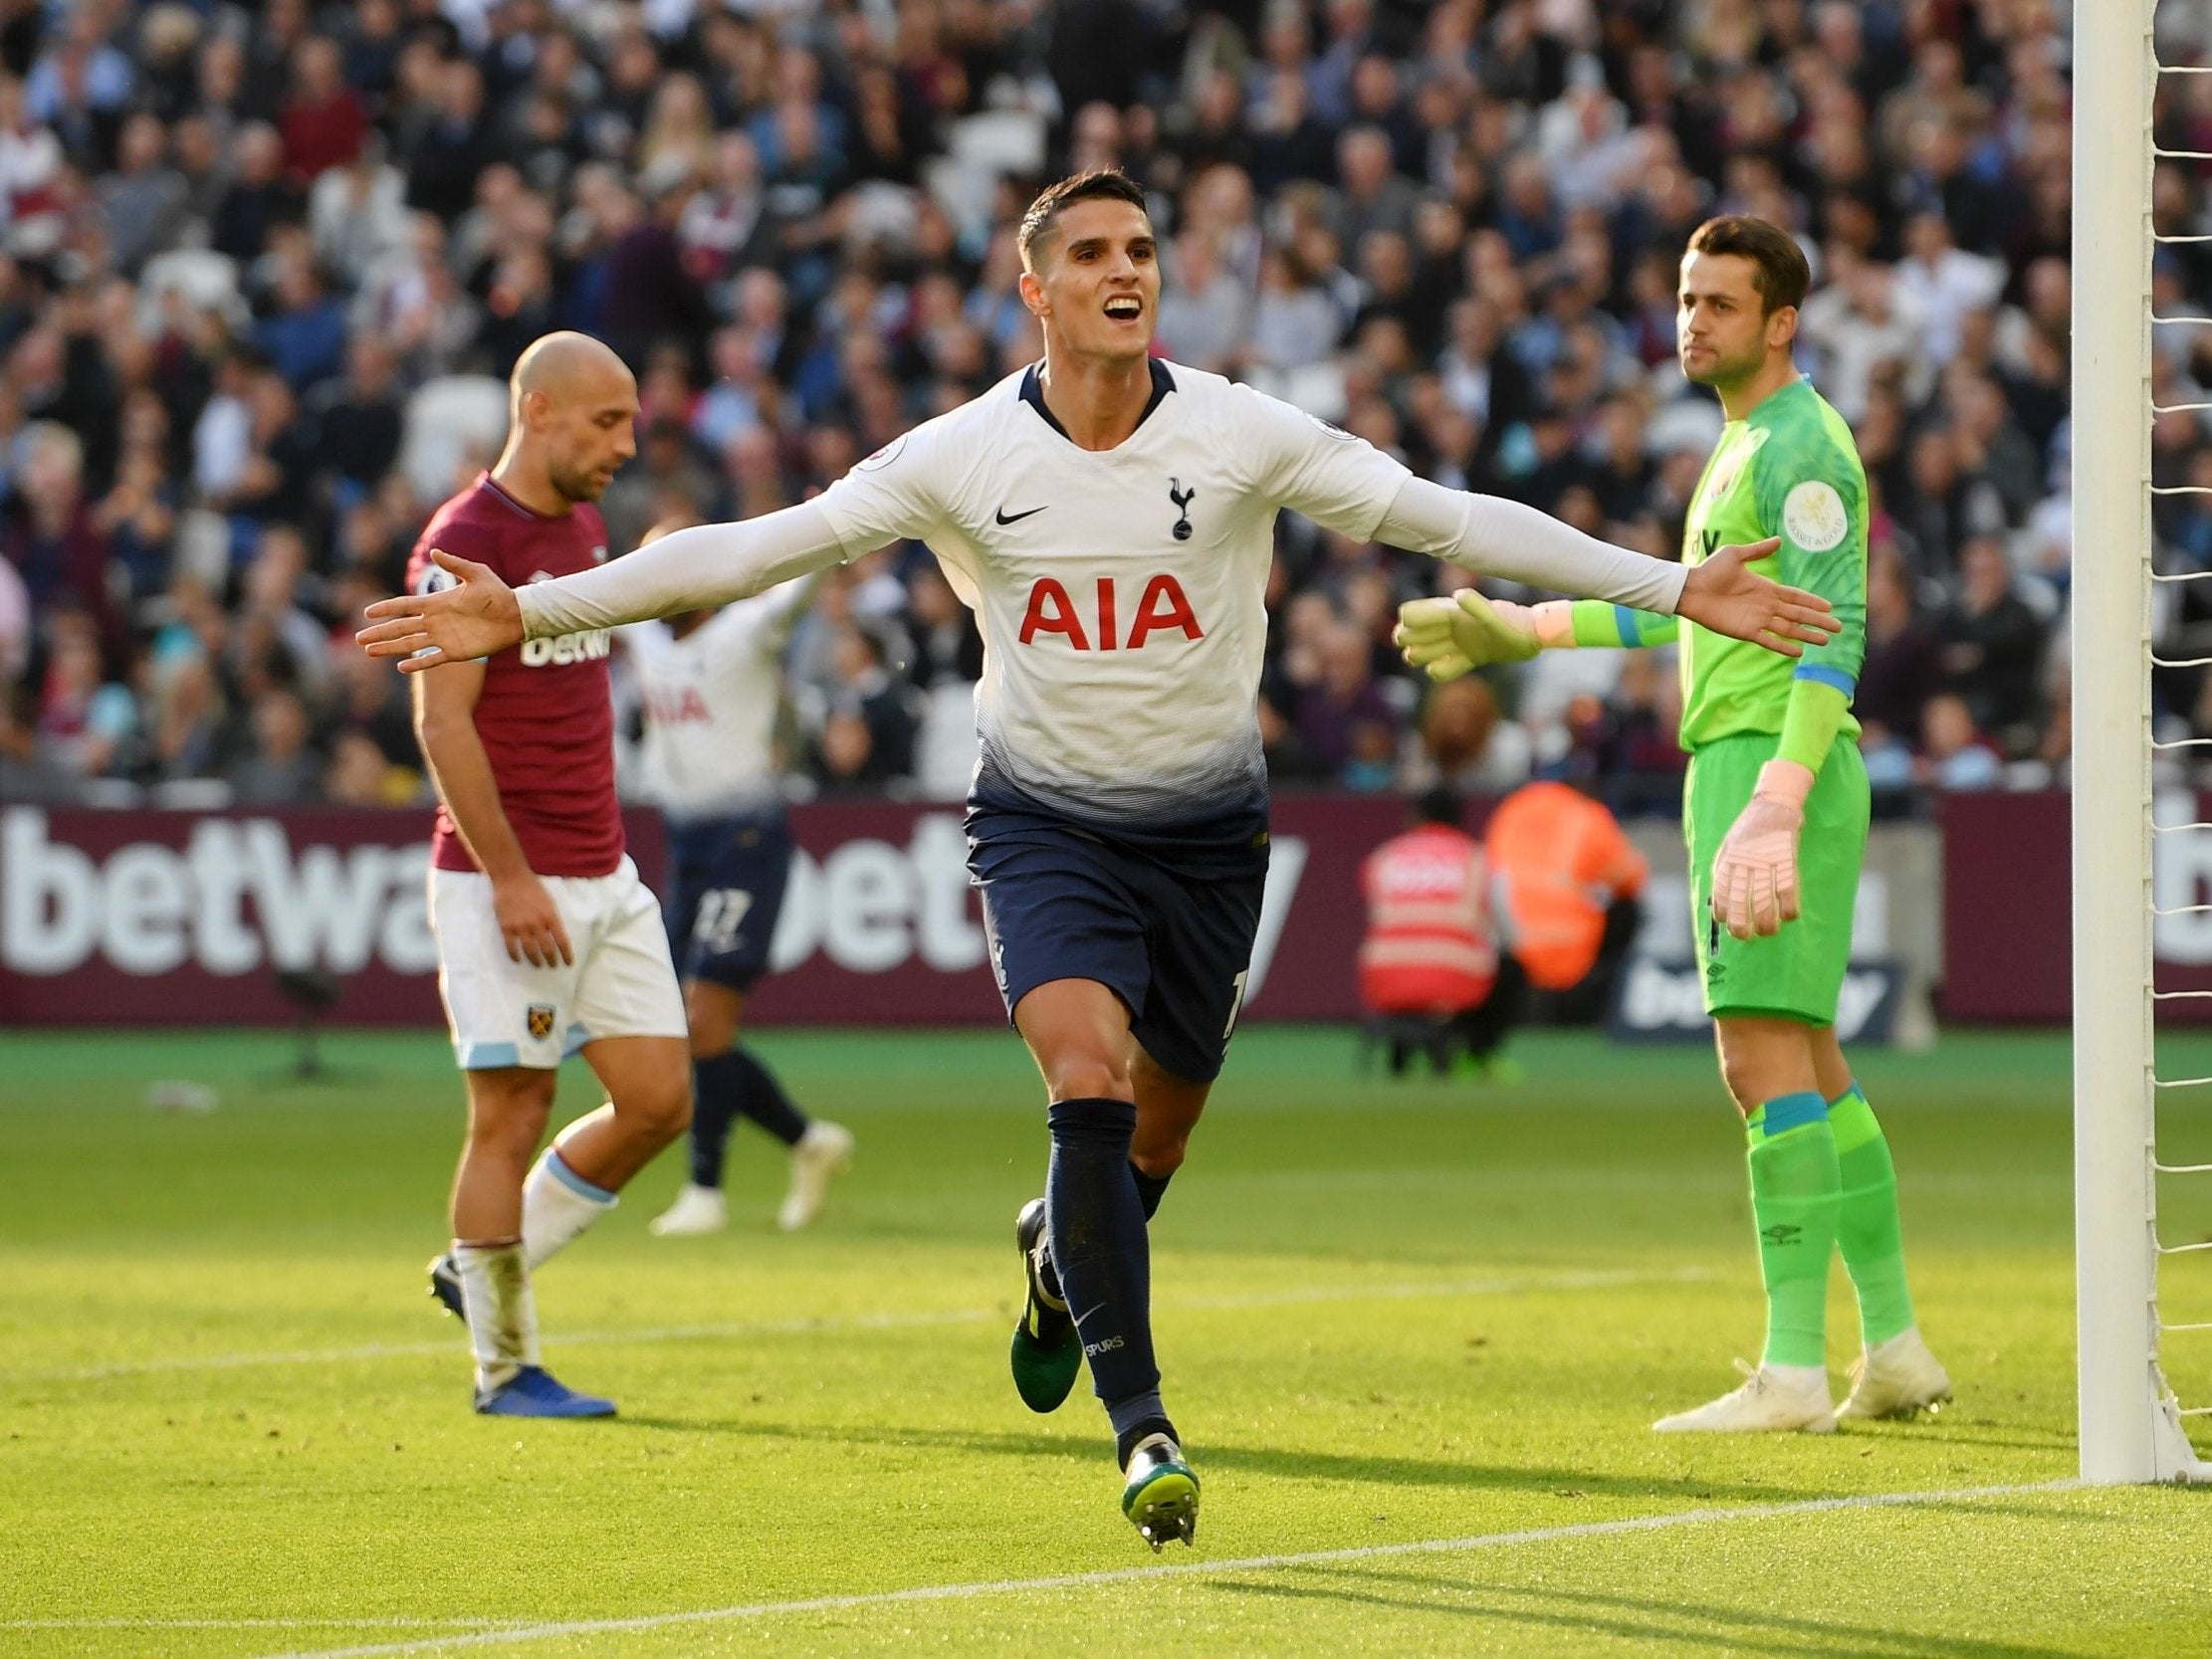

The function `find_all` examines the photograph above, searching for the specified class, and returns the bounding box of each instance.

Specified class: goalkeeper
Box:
[1398,216,1949,1433]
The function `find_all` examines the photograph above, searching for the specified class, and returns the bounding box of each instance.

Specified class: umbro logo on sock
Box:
[1760,1223,1803,1245]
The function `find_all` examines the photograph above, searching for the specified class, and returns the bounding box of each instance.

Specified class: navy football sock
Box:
[729,1045,807,1146]
[1130,1163,1173,1221]
[688,1051,745,1189]
[1045,1098,1163,1431]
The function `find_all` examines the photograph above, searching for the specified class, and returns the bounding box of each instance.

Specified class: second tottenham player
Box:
[621,522,854,1237]
[360,170,1837,1548]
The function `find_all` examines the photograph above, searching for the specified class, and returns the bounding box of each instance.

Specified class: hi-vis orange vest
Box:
[1358,823,1499,1015]
[1485,782,1648,991]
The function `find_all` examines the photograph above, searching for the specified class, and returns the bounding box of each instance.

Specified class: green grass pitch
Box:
[4,1024,2211,1658]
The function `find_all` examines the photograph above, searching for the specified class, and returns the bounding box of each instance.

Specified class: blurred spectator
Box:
[1939,535,2047,747]
[37,610,132,779]
[1415,674,1532,795]
[0,678,76,800]
[0,0,2146,815]
[100,112,186,276]
[1357,786,1519,1076]
[213,123,302,262]
[307,334,404,506]
[809,625,916,793]
[227,684,320,804]
[5,423,117,652]
[1858,542,1946,790]
[1919,693,2004,792]
[280,36,367,182]
[1485,779,1649,1024]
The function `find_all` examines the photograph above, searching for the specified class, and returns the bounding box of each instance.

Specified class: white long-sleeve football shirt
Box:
[521,360,1688,839]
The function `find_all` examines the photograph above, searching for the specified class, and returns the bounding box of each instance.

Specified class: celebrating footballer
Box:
[362,172,1839,1546]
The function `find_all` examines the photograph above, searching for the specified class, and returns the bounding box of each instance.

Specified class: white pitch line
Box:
[248,1480,2076,1659]
[3,1268,1706,1385]
[1,1619,533,1633]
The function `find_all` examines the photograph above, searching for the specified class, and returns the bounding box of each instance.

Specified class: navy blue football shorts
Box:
[967,803,1267,1084]
[662,806,794,992]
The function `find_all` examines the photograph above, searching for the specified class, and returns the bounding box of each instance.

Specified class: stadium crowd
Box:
[0,0,2182,816]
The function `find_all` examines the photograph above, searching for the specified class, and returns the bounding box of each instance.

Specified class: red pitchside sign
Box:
[0,799,1407,1028]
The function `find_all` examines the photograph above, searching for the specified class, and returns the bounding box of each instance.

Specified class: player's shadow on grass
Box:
[615,1414,1836,1507]
[1217,1570,2086,1659]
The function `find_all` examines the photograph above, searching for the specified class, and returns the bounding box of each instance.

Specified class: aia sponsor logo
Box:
[1017,574,1204,651]
[643,686,712,725]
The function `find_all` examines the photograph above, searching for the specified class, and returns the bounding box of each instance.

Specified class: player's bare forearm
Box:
[412,668,531,883]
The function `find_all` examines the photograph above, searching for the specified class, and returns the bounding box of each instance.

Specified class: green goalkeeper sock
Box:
[1745,1093,1842,1370]
[1828,1082,1916,1347]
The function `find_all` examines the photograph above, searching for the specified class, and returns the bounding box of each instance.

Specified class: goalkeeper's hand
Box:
[1710,760,1815,939]
[1393,590,1542,683]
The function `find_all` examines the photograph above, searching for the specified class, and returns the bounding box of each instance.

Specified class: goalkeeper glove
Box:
[1710,760,1815,939]
[1394,590,1551,682]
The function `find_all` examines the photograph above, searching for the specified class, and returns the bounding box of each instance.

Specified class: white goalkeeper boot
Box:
[777,1121,854,1231]
[1654,1359,1837,1433]
[1839,1329,1952,1420]
[648,1183,728,1237]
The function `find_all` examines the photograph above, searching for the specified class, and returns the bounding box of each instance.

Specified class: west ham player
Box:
[620,519,854,1238]
[360,172,1837,1539]
[410,332,692,1418]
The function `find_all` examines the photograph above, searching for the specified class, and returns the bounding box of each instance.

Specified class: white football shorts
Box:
[429,855,687,1070]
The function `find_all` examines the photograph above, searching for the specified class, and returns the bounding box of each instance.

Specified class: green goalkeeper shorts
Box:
[1685,730,1870,1025]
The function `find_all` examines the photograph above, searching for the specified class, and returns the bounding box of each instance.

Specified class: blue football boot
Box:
[474,1365,616,1418]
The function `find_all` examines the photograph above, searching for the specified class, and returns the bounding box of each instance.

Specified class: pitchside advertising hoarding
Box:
[4,793,2189,1029]
[0,799,1400,1026]
[1938,789,2212,1023]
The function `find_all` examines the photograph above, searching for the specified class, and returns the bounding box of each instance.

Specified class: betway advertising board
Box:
[0,800,1404,1026]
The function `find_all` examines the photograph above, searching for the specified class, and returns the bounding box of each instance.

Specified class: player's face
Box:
[1676,252,1792,389]
[540,370,640,504]
[1020,198,1160,367]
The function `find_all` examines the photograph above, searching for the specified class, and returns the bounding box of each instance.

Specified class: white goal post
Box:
[2073,0,2211,1485]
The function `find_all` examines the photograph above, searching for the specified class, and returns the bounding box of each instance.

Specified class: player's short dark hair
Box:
[1414,786,1461,828]
[1017,169,1150,271]
[1684,215,1811,315]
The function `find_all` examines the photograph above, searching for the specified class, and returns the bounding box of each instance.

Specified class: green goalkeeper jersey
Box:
[1675,375,1868,750]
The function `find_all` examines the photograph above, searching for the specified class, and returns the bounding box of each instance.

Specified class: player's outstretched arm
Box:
[358,502,850,672]
[1376,477,1837,656]
[1395,594,1677,684]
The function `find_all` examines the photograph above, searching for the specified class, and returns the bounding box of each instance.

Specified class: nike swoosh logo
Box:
[995,505,1048,525]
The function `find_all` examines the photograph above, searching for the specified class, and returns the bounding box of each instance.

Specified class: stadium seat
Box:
[136,248,243,334]
[399,377,510,508]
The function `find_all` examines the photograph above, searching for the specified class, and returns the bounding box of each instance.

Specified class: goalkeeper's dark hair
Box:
[1685,215,1811,314]
[1018,169,1150,270]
